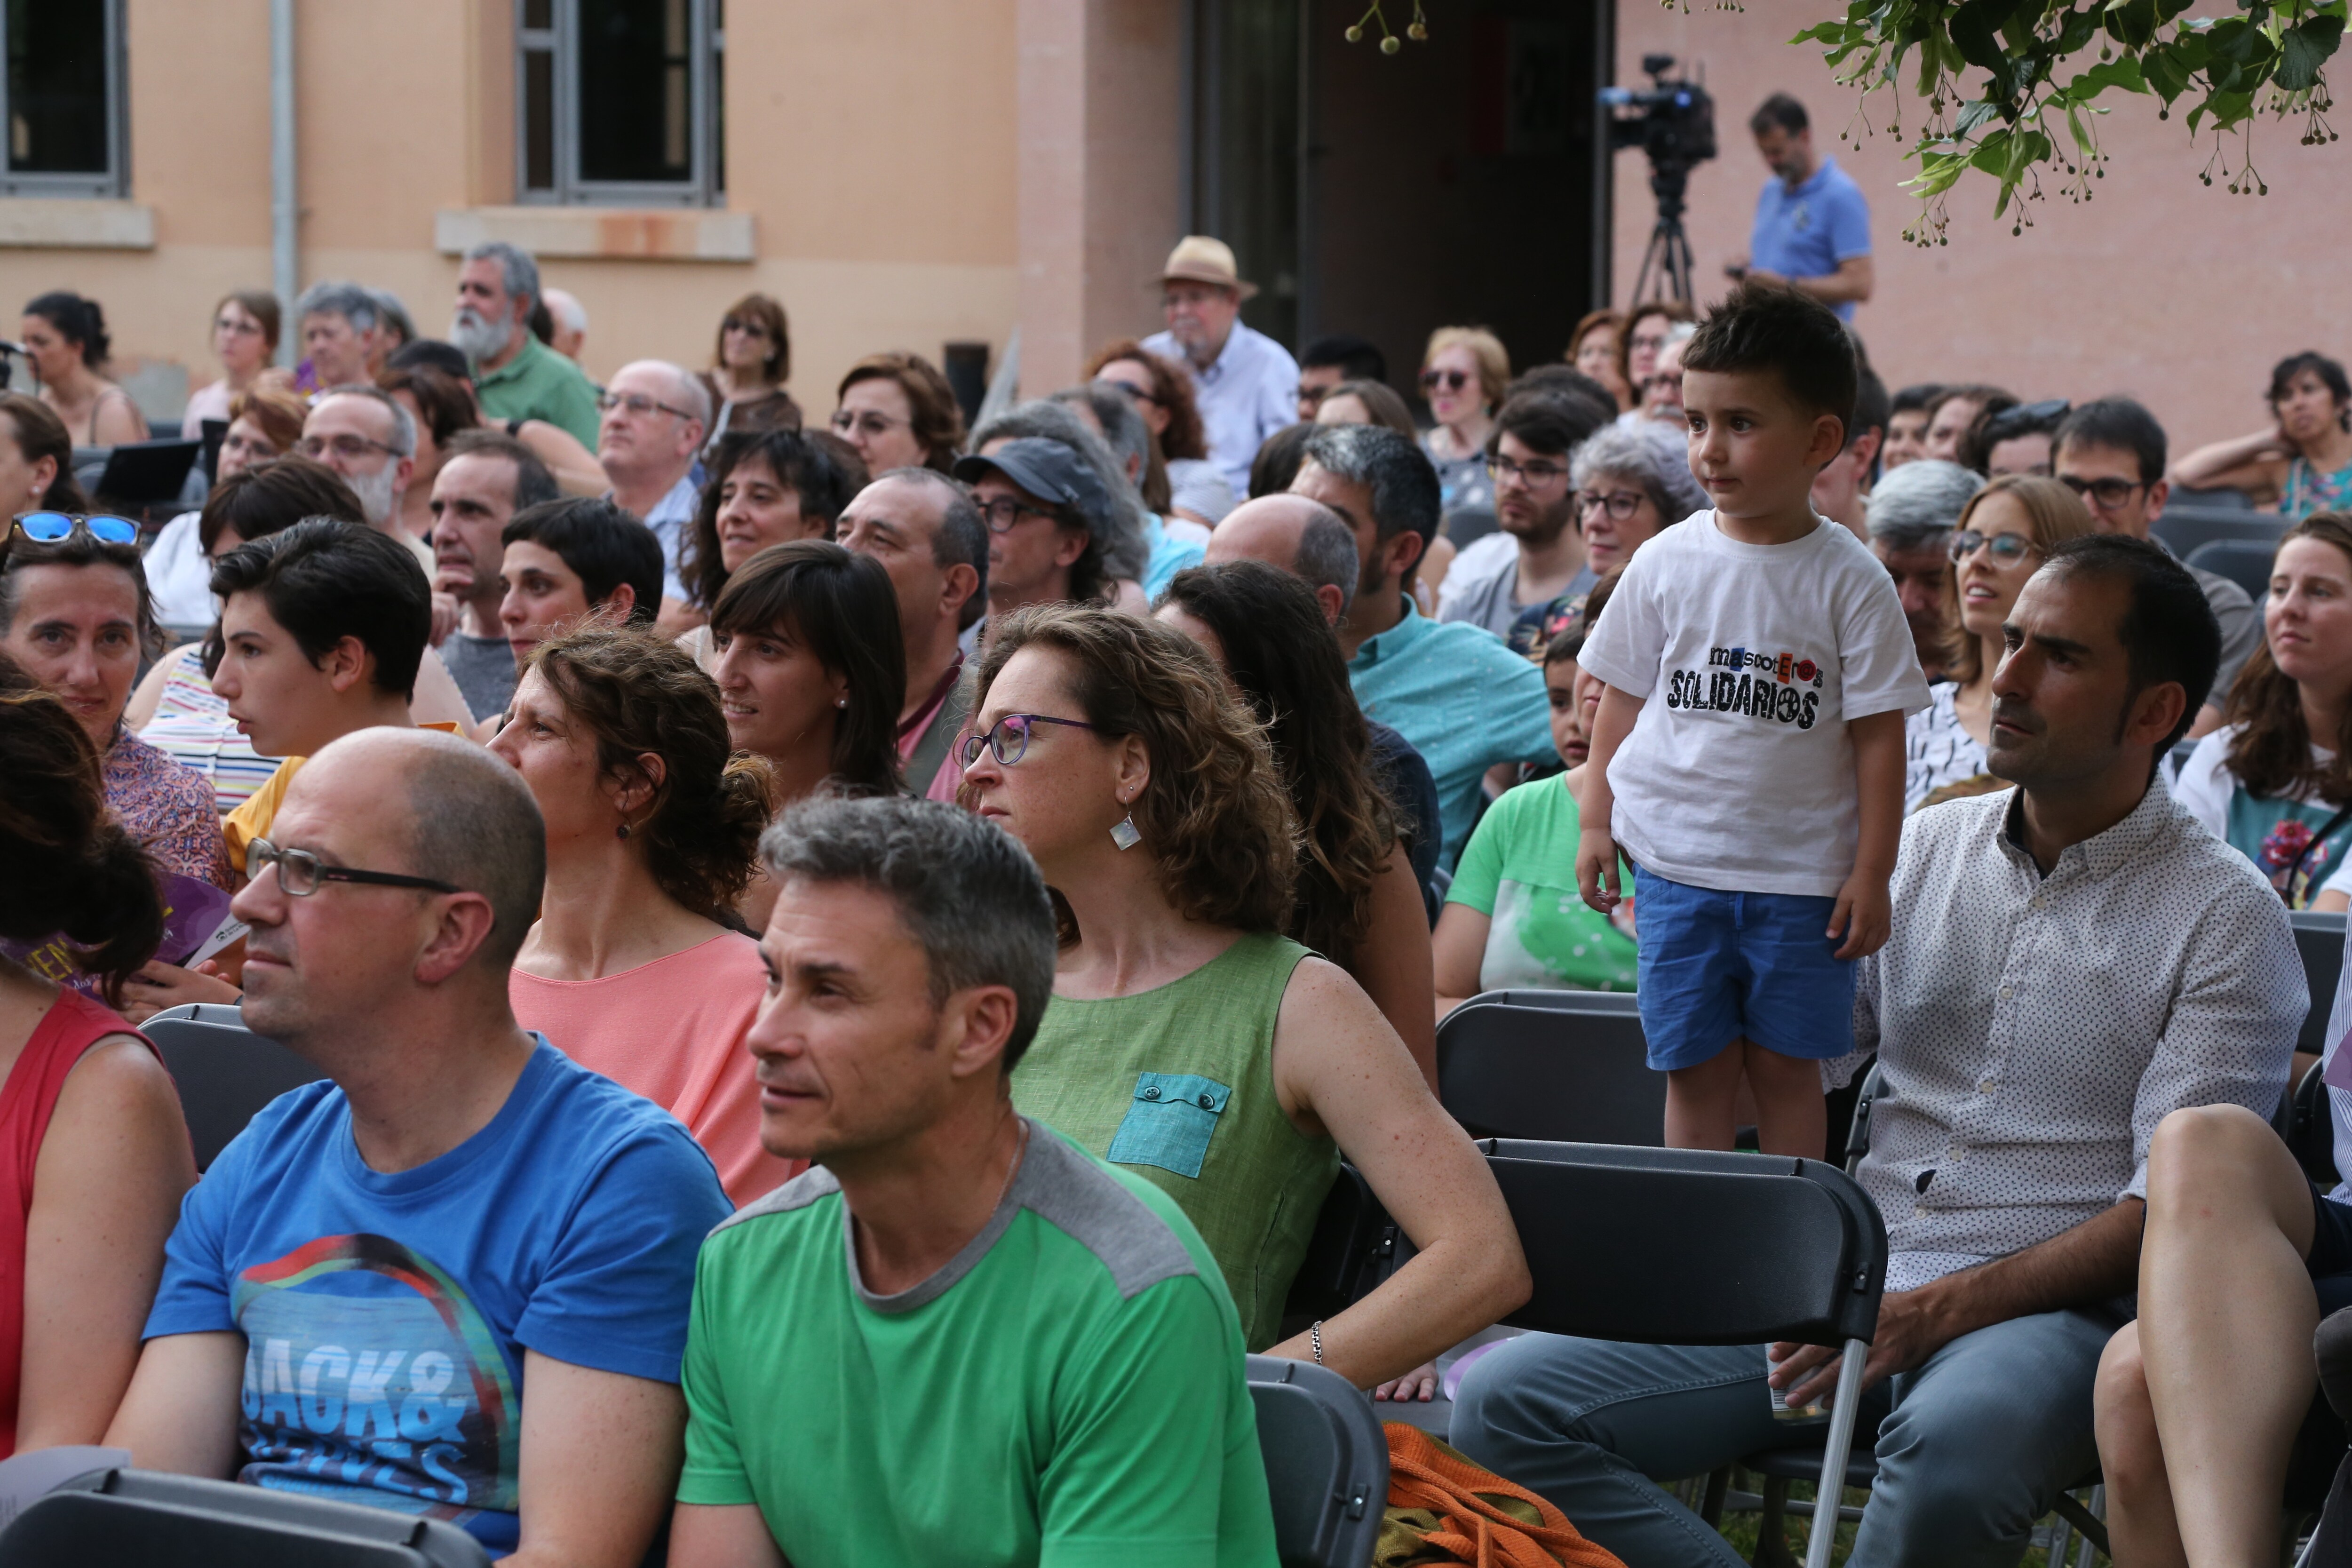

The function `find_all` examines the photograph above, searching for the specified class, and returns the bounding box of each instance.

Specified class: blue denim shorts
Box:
[1631,865,1856,1071]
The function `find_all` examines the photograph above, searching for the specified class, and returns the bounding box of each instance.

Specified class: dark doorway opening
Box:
[1189,0,1610,397]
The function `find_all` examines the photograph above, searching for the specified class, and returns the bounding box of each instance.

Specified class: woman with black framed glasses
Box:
[1902,475,2095,812]
[960,604,1528,1402]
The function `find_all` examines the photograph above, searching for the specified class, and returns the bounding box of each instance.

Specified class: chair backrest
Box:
[2170,485,2254,512]
[2185,537,2279,603]
[2293,1057,2342,1186]
[2296,910,2349,1058]
[1844,1062,1884,1174]
[2152,504,2285,562]
[1281,1163,1398,1324]
[141,1003,325,1170]
[1481,1139,1887,1348]
[0,1467,490,1567]
[1243,1355,1389,1568]
[1437,994,1662,1146]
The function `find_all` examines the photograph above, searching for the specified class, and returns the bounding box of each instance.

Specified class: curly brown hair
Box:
[1083,339,1209,463]
[524,625,776,919]
[971,604,1298,943]
[0,659,165,1003]
[2225,511,2352,804]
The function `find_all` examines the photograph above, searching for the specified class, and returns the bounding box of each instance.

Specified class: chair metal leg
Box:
[1754,1475,1799,1568]
[2046,1509,2074,1568]
[1701,1465,1730,1528]
[1801,1340,1871,1568]
[2051,1488,2109,1560]
[2074,1484,2105,1568]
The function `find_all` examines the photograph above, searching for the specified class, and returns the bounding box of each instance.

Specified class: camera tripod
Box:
[1628,163,1698,309]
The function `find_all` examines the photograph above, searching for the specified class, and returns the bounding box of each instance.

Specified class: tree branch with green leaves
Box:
[1793,0,2343,242]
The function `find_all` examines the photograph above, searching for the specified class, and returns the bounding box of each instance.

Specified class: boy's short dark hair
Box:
[209,519,432,700]
[2041,533,2219,758]
[2054,398,2168,485]
[1681,281,1859,447]
[1486,391,1613,460]
[501,497,663,624]
[1848,366,1891,453]
[1299,334,1388,385]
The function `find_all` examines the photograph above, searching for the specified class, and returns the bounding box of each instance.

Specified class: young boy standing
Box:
[1575,285,1929,1156]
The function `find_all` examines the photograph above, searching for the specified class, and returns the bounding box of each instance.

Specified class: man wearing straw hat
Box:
[1141,236,1301,498]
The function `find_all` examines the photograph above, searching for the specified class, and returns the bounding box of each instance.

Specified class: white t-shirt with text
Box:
[1579,511,1932,898]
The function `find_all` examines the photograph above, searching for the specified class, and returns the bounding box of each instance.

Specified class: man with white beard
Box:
[297,386,427,571]
[453,240,600,448]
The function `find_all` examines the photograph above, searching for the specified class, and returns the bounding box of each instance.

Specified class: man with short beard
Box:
[297,386,422,564]
[1439,394,1610,646]
[455,240,600,448]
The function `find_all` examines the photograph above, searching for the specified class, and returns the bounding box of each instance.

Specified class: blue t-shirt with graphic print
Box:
[144,1035,731,1553]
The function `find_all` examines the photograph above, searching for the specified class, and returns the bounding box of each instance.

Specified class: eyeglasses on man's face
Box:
[295,433,402,463]
[246,838,464,899]
[957,713,1105,769]
[1487,455,1571,488]
[973,495,1059,535]
[1949,530,2037,565]
[2056,473,2147,509]
[597,391,696,422]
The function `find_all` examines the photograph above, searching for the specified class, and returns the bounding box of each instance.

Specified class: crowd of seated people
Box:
[8,239,2352,1568]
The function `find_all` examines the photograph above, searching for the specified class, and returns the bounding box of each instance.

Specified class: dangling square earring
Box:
[1109,814,1142,851]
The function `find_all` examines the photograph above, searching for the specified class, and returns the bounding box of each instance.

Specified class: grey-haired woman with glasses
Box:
[1902,475,2095,811]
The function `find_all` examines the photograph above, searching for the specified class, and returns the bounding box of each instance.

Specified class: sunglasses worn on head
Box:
[14,511,138,545]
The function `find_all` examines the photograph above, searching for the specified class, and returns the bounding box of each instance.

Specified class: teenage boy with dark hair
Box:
[1295,333,1389,418]
[1812,362,1889,539]
[2053,397,2260,732]
[210,519,440,875]
[498,496,665,667]
[1576,281,1930,1157]
[1438,393,1613,643]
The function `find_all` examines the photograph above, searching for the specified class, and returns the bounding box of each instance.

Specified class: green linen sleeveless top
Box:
[1011,931,1340,1351]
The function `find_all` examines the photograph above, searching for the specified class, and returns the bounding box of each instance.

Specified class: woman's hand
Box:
[116,960,240,1025]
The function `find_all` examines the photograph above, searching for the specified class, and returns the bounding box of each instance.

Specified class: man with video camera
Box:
[1727,93,1875,321]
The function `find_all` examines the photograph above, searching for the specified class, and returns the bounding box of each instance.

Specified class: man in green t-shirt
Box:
[453,240,602,448]
[668,796,1280,1568]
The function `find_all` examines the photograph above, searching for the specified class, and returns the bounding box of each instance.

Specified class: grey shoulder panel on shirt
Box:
[711,1163,842,1235]
[1016,1126,1201,1301]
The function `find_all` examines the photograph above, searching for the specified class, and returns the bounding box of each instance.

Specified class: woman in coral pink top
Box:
[0,677,195,1454]
[490,624,801,1205]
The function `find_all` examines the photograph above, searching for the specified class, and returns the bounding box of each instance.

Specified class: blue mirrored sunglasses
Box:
[14,511,139,546]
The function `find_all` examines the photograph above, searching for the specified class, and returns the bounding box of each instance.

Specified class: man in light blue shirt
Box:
[1730,94,1874,323]
[1290,424,1554,871]
[1141,236,1299,499]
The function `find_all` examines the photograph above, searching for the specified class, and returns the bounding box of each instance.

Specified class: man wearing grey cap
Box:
[952,437,1115,634]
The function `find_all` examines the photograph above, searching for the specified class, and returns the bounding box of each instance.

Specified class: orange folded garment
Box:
[1377,1422,1629,1568]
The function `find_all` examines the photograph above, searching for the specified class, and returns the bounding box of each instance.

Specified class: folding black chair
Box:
[1245,1355,1390,1568]
[2151,506,2286,562]
[141,1003,324,1170]
[1477,1139,1884,1568]
[1437,992,1662,1146]
[2187,538,2281,604]
[0,1466,489,1566]
[2296,911,2350,1060]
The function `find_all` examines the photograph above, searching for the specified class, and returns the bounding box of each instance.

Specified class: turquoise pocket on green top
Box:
[1105,1072,1232,1179]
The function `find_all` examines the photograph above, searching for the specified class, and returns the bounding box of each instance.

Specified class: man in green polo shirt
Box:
[452,240,601,449]
[667,795,1279,1568]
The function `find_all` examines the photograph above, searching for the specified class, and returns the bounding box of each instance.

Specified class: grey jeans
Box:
[1448,1308,2120,1568]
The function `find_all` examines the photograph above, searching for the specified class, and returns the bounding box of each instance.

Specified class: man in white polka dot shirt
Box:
[1451,534,2302,1568]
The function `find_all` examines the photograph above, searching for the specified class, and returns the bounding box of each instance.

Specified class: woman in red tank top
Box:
[0,672,197,1455]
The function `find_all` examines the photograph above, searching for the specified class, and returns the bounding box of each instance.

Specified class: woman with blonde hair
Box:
[702,292,803,448]
[1903,474,2096,809]
[1419,326,1510,523]
[2176,510,2352,907]
[963,604,1528,1399]
[492,623,798,1202]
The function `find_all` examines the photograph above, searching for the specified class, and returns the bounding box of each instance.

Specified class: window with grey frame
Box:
[2,0,126,198]
[517,0,723,207]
